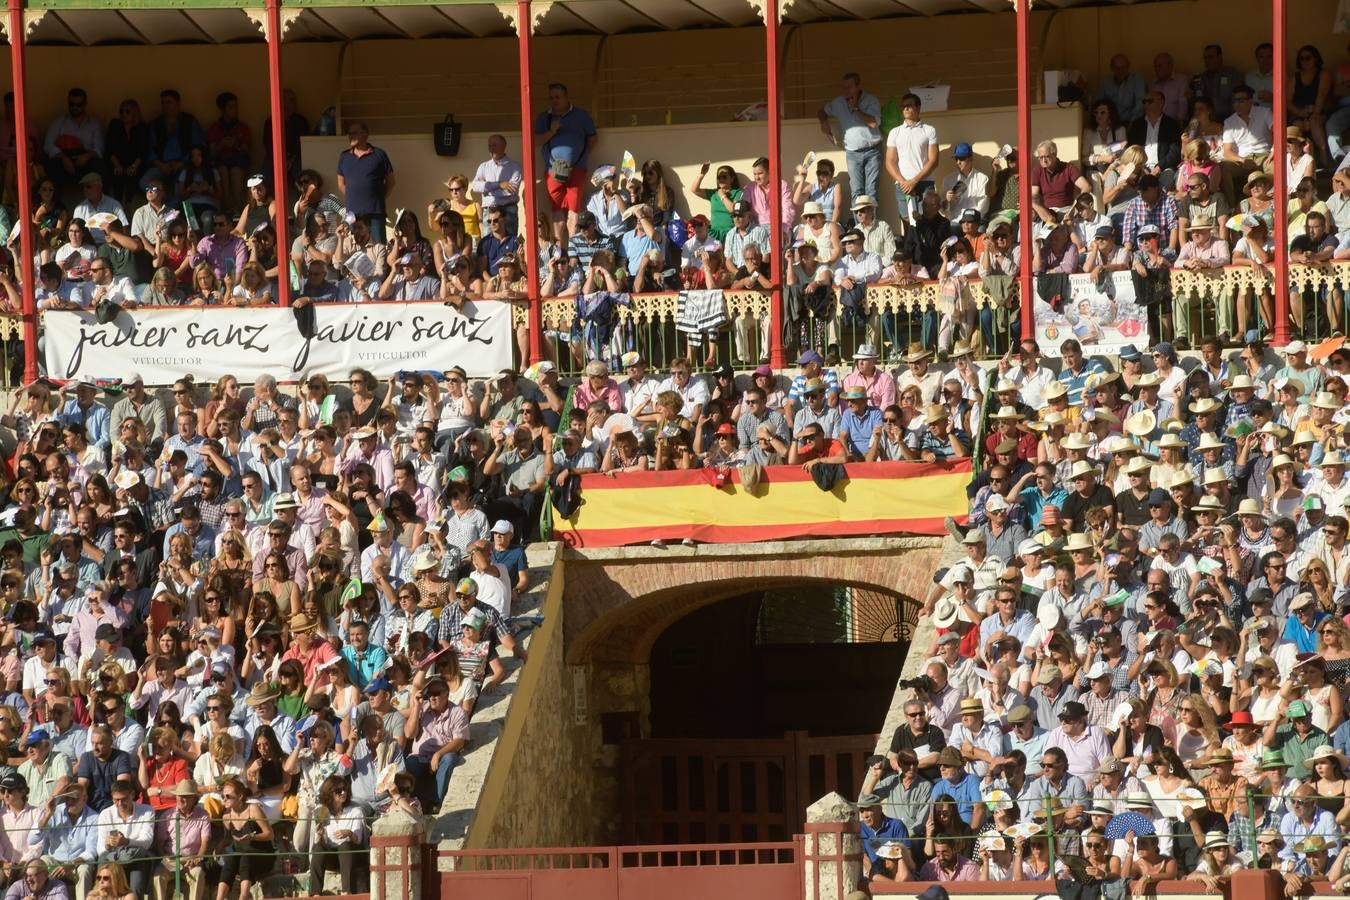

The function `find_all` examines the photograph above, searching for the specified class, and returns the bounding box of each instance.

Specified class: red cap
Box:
[1228,711,1254,727]
[715,423,736,436]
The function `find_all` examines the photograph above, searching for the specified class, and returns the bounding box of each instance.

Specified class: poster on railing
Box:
[555,459,972,548]
[42,300,514,383]
[1033,271,1148,358]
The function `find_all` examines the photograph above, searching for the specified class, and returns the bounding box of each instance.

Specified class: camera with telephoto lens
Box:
[898,675,934,693]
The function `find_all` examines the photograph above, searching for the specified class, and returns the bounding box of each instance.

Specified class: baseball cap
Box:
[953,142,973,159]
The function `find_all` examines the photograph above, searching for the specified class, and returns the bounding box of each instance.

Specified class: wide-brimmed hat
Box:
[288,613,317,634]
[991,405,1024,421]
[1312,391,1341,411]
[1061,433,1092,450]
[1124,455,1153,475]
[1064,533,1096,552]
[245,681,282,707]
[936,747,965,768]
[1069,460,1098,480]
[903,343,933,364]
[171,778,201,798]
[1043,382,1068,401]
[1244,170,1272,194]
[1203,831,1231,851]
[1195,433,1226,452]
[1134,372,1162,388]
[1310,744,1349,768]
[1190,398,1222,416]
[1124,410,1157,437]
[932,596,961,628]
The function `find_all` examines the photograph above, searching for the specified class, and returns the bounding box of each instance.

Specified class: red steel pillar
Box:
[265,0,291,306]
[8,0,36,381]
[518,0,542,364]
[1271,0,1289,345]
[1016,0,1034,342]
[766,0,784,368]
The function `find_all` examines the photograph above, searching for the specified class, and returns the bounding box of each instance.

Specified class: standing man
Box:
[1098,54,1147,123]
[470,134,523,236]
[336,122,395,242]
[1193,43,1243,121]
[534,83,597,246]
[1149,52,1191,124]
[44,89,103,199]
[1220,86,1273,203]
[884,93,939,226]
[818,72,883,206]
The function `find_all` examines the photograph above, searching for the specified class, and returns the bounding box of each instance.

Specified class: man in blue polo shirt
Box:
[534,83,597,245]
[336,122,395,242]
[836,386,882,460]
[858,791,910,879]
[930,746,985,827]
[1056,337,1106,406]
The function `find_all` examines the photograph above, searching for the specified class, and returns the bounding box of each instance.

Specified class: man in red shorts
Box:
[534,83,598,245]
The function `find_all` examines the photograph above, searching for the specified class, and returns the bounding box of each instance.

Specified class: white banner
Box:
[43,300,515,383]
[1032,271,1149,358]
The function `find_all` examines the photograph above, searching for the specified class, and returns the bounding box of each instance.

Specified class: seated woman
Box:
[187,262,225,306]
[230,261,273,307]
[440,251,482,309]
[308,775,369,895]
[139,266,186,306]
[482,253,530,363]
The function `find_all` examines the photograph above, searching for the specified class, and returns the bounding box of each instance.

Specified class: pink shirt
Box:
[157,806,212,856]
[412,705,471,760]
[64,605,126,661]
[293,487,329,543]
[281,639,339,682]
[745,179,796,236]
[842,369,896,411]
[574,378,623,414]
[1174,239,1231,267]
[339,444,396,493]
[0,805,40,862]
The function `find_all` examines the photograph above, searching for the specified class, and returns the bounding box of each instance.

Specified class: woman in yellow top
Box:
[436,174,480,243]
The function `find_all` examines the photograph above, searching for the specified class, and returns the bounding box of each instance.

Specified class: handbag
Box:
[432,115,462,157]
[549,157,573,182]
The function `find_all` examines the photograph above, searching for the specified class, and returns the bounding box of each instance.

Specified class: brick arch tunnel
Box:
[553,538,943,844]
[562,537,942,667]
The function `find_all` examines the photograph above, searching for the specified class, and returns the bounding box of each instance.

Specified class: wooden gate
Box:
[620,731,875,844]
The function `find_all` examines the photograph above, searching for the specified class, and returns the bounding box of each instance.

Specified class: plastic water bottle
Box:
[317,107,336,136]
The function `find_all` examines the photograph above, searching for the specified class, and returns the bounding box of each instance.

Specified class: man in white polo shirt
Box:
[884,92,939,226]
[1220,84,1273,201]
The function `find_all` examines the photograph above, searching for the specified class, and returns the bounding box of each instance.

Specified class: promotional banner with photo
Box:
[43,300,515,383]
[1033,271,1148,358]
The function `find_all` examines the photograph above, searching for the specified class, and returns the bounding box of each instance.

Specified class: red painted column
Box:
[765,0,784,368]
[8,0,36,382]
[518,0,542,365]
[265,0,291,307]
[1016,0,1034,342]
[1271,0,1289,344]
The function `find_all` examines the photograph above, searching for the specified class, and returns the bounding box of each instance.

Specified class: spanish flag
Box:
[556,459,972,547]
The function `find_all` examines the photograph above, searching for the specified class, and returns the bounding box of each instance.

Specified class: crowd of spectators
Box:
[15,47,1350,370]
[850,322,1350,895]
[0,364,552,897]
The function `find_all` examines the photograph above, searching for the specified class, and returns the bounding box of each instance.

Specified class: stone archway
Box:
[563,536,941,666]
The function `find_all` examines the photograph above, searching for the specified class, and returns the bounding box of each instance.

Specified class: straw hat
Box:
[245,682,282,707]
[1195,433,1226,452]
[1124,410,1157,437]
[1043,382,1068,401]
